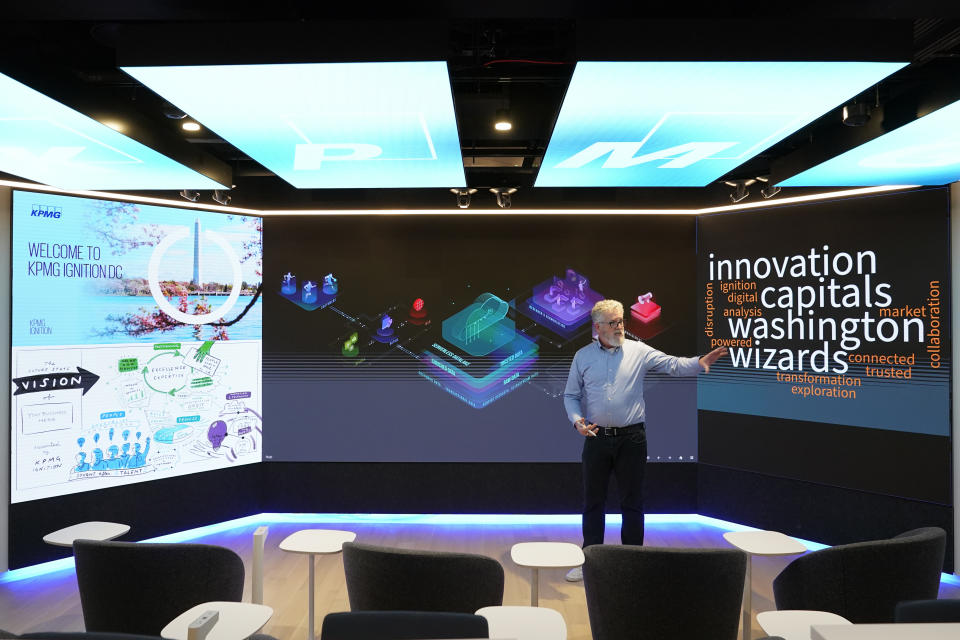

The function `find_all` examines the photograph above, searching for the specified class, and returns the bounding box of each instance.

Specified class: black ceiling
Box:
[1,6,959,210]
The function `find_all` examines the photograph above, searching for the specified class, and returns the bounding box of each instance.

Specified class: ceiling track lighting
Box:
[162,102,188,120]
[755,175,781,200]
[723,179,756,204]
[842,102,871,127]
[212,189,232,206]
[450,187,478,209]
[489,187,518,209]
[179,189,200,202]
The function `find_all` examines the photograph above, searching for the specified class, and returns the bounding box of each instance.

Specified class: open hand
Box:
[699,346,728,373]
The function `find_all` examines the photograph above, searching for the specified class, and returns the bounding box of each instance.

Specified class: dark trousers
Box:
[581,426,647,547]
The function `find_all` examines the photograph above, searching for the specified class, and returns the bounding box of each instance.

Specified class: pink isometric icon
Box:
[630,292,661,323]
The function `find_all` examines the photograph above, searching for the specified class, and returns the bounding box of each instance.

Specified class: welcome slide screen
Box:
[264,214,699,463]
[697,188,951,503]
[9,191,263,503]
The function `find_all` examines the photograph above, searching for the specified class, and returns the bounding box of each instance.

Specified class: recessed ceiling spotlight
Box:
[101,120,125,132]
[494,108,512,132]
[181,121,201,132]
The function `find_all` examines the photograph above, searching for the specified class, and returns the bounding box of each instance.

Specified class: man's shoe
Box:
[565,567,583,582]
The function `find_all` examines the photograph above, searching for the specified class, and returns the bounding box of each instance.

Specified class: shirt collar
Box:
[596,339,621,354]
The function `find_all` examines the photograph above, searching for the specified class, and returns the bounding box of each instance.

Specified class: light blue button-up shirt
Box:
[563,339,702,427]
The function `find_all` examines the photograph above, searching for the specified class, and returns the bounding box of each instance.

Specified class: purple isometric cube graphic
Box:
[528,269,603,328]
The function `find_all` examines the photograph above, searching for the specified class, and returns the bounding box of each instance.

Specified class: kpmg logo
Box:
[30,205,62,219]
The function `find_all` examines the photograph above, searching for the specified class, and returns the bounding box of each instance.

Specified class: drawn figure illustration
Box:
[75,452,90,472]
[106,445,122,469]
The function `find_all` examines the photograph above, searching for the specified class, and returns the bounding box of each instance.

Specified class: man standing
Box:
[562,299,727,581]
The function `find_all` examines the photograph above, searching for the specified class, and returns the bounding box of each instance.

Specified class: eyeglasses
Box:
[602,318,624,328]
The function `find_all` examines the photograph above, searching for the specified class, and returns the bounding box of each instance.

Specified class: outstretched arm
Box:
[699,347,728,373]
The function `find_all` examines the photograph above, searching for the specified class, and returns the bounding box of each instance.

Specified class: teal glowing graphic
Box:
[0,73,225,190]
[536,61,907,187]
[442,293,514,357]
[780,97,960,186]
[123,62,465,189]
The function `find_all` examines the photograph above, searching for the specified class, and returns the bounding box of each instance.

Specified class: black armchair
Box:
[73,540,245,636]
[583,544,747,640]
[895,598,960,622]
[342,542,504,613]
[772,527,946,623]
[320,611,488,640]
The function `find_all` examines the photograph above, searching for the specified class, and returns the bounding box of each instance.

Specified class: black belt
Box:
[594,422,644,437]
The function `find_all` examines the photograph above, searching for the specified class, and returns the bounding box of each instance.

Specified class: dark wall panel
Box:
[9,464,263,569]
[8,461,697,569]
[697,464,954,572]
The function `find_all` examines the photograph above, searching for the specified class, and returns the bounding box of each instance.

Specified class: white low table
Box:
[510,542,584,606]
[279,529,356,640]
[757,610,851,640]
[812,623,960,640]
[723,530,807,640]
[476,605,567,640]
[43,521,130,547]
[161,601,273,640]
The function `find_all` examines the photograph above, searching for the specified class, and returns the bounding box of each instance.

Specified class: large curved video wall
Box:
[263,214,700,463]
[7,186,952,535]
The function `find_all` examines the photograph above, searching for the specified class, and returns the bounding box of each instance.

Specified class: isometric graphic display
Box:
[519,269,603,338]
[278,275,545,409]
[264,214,700,464]
[0,72,226,190]
[123,62,465,189]
[10,190,263,503]
[443,293,515,357]
[535,61,906,187]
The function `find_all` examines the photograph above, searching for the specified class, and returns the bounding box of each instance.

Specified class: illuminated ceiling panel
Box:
[124,62,466,189]
[779,97,960,186]
[0,73,226,190]
[535,61,907,187]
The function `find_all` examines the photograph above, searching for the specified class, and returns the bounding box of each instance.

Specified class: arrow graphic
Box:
[13,367,100,396]
[140,351,186,395]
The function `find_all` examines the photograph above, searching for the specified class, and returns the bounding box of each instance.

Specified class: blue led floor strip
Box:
[0,512,948,584]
